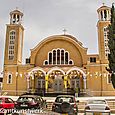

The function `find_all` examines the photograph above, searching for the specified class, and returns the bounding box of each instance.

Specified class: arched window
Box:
[104,10,107,20]
[69,60,73,65]
[57,49,60,64]
[65,52,68,64]
[101,11,103,20]
[53,50,56,64]
[61,50,64,64]
[44,48,74,65]
[7,74,12,84]
[44,60,48,65]
[49,53,52,64]
[8,30,16,60]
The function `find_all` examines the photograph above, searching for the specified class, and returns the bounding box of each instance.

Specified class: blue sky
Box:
[0,0,114,72]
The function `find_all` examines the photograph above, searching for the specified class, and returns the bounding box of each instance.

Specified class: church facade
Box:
[2,5,115,96]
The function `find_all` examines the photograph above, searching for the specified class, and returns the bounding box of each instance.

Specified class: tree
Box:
[107,3,115,88]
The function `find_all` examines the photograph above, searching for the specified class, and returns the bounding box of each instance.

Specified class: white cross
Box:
[63,29,67,35]
[16,7,18,10]
[102,3,105,6]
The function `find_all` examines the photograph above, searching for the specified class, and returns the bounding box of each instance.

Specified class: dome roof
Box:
[97,5,111,12]
[31,34,87,52]
[61,34,83,46]
[10,9,23,16]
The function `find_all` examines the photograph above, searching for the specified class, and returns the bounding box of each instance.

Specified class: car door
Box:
[4,98,14,109]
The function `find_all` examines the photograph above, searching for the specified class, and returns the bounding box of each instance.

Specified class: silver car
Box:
[84,99,110,115]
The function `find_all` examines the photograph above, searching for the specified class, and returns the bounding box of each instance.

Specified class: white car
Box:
[84,99,110,115]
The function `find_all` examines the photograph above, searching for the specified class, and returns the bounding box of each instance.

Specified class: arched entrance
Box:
[34,70,45,94]
[28,68,46,95]
[27,67,86,95]
[47,68,65,93]
[66,70,82,94]
[66,67,86,94]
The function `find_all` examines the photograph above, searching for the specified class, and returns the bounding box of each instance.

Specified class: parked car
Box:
[84,99,110,115]
[0,97,15,109]
[15,95,47,109]
[0,97,15,114]
[52,95,79,115]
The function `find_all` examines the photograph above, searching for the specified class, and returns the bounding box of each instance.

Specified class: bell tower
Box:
[97,5,111,63]
[4,9,24,65]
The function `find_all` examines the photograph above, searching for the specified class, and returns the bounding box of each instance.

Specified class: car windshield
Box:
[17,97,34,102]
[88,100,106,104]
[55,97,74,103]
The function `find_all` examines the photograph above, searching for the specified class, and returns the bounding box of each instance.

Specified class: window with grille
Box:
[8,30,16,60]
[7,74,12,84]
[103,27,110,59]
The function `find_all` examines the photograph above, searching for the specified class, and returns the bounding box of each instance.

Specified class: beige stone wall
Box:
[86,63,115,96]
[2,65,33,96]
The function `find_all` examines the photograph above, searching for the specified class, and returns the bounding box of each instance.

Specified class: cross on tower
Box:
[63,29,67,35]
[16,7,19,10]
[102,3,105,6]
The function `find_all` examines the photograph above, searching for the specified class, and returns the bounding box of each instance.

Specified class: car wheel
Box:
[61,102,71,113]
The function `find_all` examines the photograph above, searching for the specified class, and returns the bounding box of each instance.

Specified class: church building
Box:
[2,5,115,96]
